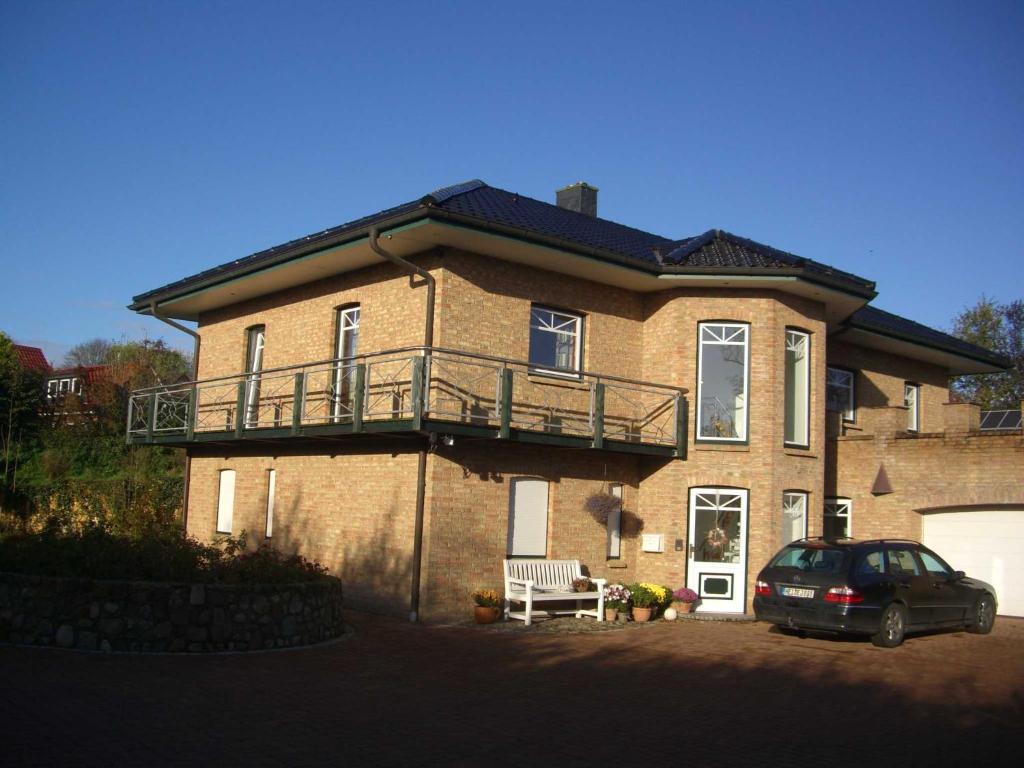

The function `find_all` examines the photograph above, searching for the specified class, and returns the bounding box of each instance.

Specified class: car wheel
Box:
[871,603,907,648]
[966,594,996,635]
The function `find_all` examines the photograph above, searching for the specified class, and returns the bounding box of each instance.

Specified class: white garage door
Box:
[921,509,1024,617]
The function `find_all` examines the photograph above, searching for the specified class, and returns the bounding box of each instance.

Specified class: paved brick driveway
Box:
[2,613,1022,767]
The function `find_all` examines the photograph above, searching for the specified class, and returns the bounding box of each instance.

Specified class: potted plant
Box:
[671,587,699,614]
[603,583,631,621]
[628,582,668,622]
[472,588,502,624]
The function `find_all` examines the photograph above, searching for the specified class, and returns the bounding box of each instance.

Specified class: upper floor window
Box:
[784,329,810,447]
[333,305,361,419]
[826,367,855,421]
[697,322,749,441]
[529,306,582,377]
[824,497,851,540]
[47,377,81,401]
[336,305,360,360]
[244,325,265,428]
[904,382,920,432]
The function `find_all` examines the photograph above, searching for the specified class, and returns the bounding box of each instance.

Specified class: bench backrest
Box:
[504,559,583,589]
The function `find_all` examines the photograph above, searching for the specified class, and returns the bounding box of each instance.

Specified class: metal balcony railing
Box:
[127,346,689,456]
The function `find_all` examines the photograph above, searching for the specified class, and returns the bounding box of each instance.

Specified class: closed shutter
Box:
[922,509,1024,617]
[217,470,236,534]
[607,484,623,558]
[508,478,549,557]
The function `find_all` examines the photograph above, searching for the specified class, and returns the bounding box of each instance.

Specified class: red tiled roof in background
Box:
[13,344,51,373]
[48,365,109,387]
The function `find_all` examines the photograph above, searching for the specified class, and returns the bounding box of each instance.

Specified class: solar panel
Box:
[980,410,1023,430]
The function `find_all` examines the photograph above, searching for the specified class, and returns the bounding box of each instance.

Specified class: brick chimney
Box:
[556,182,598,217]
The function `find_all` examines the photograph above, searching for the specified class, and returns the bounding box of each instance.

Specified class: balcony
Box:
[127,346,688,458]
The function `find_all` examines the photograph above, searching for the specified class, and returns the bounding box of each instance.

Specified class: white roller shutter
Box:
[216,470,236,534]
[508,479,549,557]
[922,509,1024,617]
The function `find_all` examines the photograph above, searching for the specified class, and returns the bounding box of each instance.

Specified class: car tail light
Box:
[755,580,772,596]
[824,586,864,604]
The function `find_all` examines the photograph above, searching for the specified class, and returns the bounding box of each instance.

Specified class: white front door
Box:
[687,488,749,613]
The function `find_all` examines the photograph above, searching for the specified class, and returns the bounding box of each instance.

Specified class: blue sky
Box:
[1,0,1021,364]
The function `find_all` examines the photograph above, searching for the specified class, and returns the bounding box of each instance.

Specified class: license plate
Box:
[781,586,815,599]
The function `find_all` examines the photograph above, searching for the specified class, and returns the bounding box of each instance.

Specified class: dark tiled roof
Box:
[847,306,1010,368]
[131,179,876,305]
[130,179,1010,367]
[663,229,872,288]
[13,344,50,372]
[428,182,675,264]
[132,198,423,305]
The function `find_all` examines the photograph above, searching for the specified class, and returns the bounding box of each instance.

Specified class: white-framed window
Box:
[507,478,549,557]
[265,469,276,539]
[59,378,71,394]
[216,469,236,534]
[71,377,82,395]
[47,380,58,399]
[697,322,749,441]
[826,367,855,421]
[529,305,583,377]
[333,305,361,418]
[824,497,852,540]
[607,484,623,559]
[244,325,265,428]
[782,491,808,546]
[904,382,920,432]
[784,329,810,447]
[336,305,360,360]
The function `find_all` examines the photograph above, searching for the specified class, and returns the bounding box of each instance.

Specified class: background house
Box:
[125,180,1023,620]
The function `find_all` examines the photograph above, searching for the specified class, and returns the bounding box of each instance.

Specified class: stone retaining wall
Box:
[0,572,344,652]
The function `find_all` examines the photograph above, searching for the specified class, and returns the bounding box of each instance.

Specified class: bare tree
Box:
[63,338,113,368]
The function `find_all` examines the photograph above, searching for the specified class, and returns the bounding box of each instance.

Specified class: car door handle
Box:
[897,581,911,589]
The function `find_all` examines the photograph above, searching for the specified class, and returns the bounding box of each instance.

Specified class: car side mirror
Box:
[949,570,965,582]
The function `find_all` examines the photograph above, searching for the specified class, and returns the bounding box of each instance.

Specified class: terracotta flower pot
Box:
[632,606,653,623]
[605,607,618,622]
[474,606,500,624]
[672,601,695,614]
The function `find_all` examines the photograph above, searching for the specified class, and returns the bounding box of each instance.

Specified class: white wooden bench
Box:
[503,559,606,626]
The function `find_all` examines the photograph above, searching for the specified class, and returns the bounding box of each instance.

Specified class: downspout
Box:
[148,302,201,534]
[368,228,435,623]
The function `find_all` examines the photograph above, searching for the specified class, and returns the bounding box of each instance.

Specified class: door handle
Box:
[897,581,911,589]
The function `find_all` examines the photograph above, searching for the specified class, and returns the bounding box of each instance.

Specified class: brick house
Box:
[125,180,1023,620]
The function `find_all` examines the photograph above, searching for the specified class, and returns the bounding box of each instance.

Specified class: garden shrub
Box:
[0,520,333,584]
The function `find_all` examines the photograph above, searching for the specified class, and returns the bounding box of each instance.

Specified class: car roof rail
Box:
[856,538,923,547]
[791,536,857,544]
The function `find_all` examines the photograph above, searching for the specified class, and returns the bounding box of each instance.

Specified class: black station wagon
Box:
[752,538,998,647]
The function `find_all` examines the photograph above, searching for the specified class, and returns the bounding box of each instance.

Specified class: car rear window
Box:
[770,546,847,574]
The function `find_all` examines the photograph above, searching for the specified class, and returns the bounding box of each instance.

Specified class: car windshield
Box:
[770,546,846,574]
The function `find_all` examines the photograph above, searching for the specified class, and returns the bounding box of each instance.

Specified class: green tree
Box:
[951,297,1024,409]
[15,338,191,534]
[0,332,46,511]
